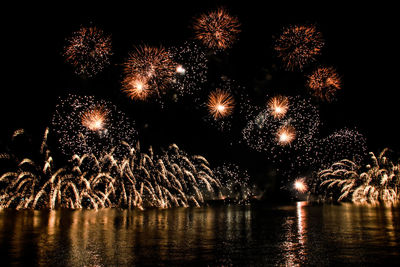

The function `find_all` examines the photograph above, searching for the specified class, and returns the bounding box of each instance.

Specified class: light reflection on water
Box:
[0,203,399,266]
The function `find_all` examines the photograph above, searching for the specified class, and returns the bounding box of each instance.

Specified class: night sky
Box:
[1,2,399,180]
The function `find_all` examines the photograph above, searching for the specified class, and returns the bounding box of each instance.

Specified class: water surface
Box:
[1,202,399,266]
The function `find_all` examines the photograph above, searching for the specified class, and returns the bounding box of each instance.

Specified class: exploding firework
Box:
[0,129,254,210]
[268,95,289,119]
[63,26,112,77]
[274,25,324,71]
[294,178,308,193]
[122,75,151,101]
[122,45,176,100]
[318,149,400,204]
[277,125,296,146]
[207,89,235,120]
[307,67,341,101]
[51,95,137,157]
[81,105,109,131]
[242,95,320,171]
[193,8,241,50]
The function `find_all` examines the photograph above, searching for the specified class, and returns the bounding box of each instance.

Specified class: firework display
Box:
[0,130,253,210]
[307,67,342,101]
[63,26,112,77]
[318,149,399,204]
[1,7,395,211]
[193,8,241,50]
[274,25,324,71]
[51,95,137,158]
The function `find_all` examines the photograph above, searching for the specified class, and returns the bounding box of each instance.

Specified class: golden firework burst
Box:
[274,25,324,70]
[81,106,108,131]
[63,26,112,77]
[193,8,241,50]
[307,67,341,101]
[294,178,307,193]
[122,75,151,100]
[277,125,296,146]
[268,95,289,119]
[123,45,175,94]
[207,89,235,119]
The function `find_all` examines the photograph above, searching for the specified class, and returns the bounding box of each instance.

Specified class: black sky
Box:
[1,1,399,171]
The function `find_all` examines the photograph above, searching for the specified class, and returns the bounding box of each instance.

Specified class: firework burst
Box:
[268,95,289,119]
[81,105,108,131]
[122,75,151,101]
[193,8,241,50]
[207,89,235,120]
[122,45,176,100]
[294,178,308,193]
[274,25,324,71]
[63,26,112,77]
[307,67,341,101]
[277,125,296,146]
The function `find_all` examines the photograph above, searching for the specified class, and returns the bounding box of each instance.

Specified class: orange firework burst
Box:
[122,75,151,100]
[274,25,324,71]
[294,178,307,193]
[63,26,112,77]
[123,45,175,98]
[307,67,341,101]
[207,89,235,119]
[81,106,108,131]
[276,125,296,146]
[193,8,241,50]
[268,95,289,119]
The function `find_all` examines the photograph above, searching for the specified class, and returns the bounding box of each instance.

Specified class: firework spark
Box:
[207,89,235,119]
[81,106,108,131]
[193,8,241,50]
[277,125,296,146]
[63,26,112,77]
[307,67,341,101]
[268,95,289,119]
[274,25,324,71]
[176,65,186,75]
[123,45,175,99]
[294,178,308,193]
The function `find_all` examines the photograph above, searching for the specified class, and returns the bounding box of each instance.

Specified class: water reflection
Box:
[0,203,399,266]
